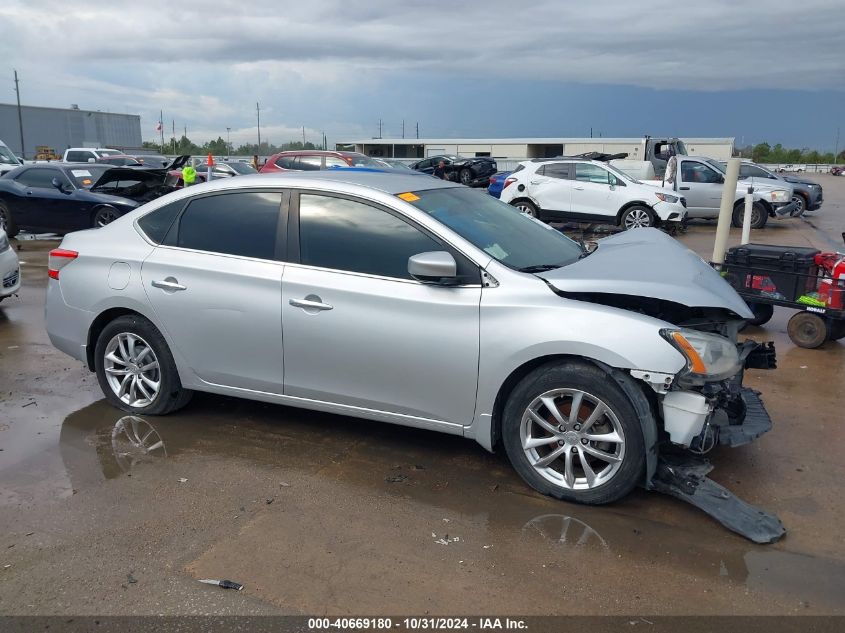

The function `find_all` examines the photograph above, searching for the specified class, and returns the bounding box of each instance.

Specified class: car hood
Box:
[536,228,753,318]
[89,167,167,190]
[783,175,817,186]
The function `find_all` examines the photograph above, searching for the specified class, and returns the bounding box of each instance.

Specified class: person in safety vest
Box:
[182,163,197,186]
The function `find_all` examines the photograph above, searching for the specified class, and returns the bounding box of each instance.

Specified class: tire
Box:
[502,360,645,505]
[830,321,845,341]
[731,201,767,229]
[512,200,539,218]
[787,311,829,349]
[92,205,120,228]
[94,314,192,415]
[746,302,774,327]
[0,202,19,238]
[459,168,473,186]
[620,205,655,230]
[791,194,807,216]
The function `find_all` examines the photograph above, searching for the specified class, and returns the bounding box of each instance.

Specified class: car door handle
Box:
[679,186,690,190]
[573,185,584,190]
[151,278,187,291]
[289,297,333,312]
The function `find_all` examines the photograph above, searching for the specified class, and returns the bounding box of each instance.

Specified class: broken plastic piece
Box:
[198,579,243,591]
[652,454,786,544]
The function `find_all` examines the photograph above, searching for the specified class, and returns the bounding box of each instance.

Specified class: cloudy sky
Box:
[2,0,843,149]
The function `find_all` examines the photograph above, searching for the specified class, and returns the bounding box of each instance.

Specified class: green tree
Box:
[751,143,771,163]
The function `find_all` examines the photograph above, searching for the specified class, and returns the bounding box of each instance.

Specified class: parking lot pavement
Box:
[0,175,843,615]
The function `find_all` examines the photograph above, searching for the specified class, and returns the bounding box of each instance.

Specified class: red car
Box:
[259,150,384,173]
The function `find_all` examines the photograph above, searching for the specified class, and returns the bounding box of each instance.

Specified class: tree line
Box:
[736,143,844,164]
[142,137,324,156]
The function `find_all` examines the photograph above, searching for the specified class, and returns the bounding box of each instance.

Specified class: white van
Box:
[0,140,23,175]
[62,148,123,163]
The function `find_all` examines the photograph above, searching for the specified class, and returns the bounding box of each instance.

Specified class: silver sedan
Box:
[45,171,768,505]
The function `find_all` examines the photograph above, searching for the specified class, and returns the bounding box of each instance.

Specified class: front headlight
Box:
[660,328,741,380]
[769,190,789,203]
[0,231,9,252]
[655,192,679,203]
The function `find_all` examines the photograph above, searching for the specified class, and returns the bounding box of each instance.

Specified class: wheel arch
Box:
[615,201,656,226]
[86,307,144,370]
[487,354,660,486]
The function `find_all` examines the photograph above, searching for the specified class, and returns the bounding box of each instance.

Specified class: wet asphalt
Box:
[0,175,843,615]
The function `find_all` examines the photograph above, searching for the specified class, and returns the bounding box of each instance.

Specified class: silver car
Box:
[45,172,772,505]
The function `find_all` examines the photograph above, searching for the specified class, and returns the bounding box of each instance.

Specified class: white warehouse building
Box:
[338,137,735,162]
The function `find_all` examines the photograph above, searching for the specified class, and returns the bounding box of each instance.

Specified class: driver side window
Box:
[15,168,70,188]
[681,162,721,184]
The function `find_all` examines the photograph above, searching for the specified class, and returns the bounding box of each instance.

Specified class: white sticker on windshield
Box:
[485,243,508,259]
[71,170,92,177]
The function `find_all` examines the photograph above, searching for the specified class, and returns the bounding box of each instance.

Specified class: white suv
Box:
[62,148,124,163]
[500,158,687,230]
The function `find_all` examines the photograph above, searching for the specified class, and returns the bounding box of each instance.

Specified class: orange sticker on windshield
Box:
[82,179,92,185]
[397,192,420,202]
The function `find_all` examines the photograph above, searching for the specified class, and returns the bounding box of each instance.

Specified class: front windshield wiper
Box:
[518,264,563,273]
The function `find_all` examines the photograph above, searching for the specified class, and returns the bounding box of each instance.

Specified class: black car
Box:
[410,154,497,187]
[0,160,186,237]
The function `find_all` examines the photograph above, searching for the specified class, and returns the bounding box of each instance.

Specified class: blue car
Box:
[487,171,512,198]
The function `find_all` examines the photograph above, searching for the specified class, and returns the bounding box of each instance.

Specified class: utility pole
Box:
[302,126,306,146]
[256,102,261,151]
[226,127,231,155]
[378,119,382,139]
[835,127,840,165]
[159,110,165,153]
[13,70,25,159]
[416,122,419,139]
[402,120,405,139]
[171,120,175,155]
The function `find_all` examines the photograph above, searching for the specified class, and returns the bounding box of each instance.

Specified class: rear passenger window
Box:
[274,156,296,169]
[66,151,93,163]
[166,192,282,260]
[137,200,184,244]
[296,156,322,171]
[539,163,570,179]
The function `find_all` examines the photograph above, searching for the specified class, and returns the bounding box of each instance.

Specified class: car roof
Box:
[270,150,364,157]
[175,170,458,195]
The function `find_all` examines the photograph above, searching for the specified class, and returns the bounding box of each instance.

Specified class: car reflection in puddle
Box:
[111,416,167,474]
[522,513,609,550]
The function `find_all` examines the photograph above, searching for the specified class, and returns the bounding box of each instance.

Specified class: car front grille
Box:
[3,269,19,289]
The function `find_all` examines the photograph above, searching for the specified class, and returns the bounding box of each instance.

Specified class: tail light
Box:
[48,249,78,279]
[503,177,517,189]
[489,177,496,184]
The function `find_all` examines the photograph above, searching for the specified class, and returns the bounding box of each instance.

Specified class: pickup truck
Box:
[638,156,797,229]
[0,140,23,176]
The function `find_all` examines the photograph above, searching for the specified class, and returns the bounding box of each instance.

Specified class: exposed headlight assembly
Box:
[0,231,9,252]
[660,328,741,381]
[655,192,679,203]
[769,190,790,203]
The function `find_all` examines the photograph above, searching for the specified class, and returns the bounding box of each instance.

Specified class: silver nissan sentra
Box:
[45,171,774,505]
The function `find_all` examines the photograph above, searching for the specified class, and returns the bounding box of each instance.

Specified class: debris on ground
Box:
[265,497,274,505]
[279,482,290,487]
[490,484,499,492]
[177,478,188,483]
[198,578,243,591]
[385,474,408,483]
[432,532,461,545]
[127,572,137,584]
[21,401,36,408]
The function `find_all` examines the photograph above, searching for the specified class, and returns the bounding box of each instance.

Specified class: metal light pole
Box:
[13,70,25,159]
[226,127,231,156]
[256,103,261,150]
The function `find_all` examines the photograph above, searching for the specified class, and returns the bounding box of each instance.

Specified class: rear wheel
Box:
[95,315,192,415]
[92,205,120,228]
[830,321,845,341]
[0,202,19,238]
[459,168,473,185]
[787,311,829,349]
[620,205,655,230]
[502,361,645,505]
[732,201,767,229]
[512,200,538,218]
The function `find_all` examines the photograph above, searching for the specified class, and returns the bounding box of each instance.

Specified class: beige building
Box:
[338,137,735,161]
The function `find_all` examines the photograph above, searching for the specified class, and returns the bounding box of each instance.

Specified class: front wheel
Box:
[732,201,767,229]
[94,315,192,415]
[620,205,655,230]
[92,205,120,228]
[459,168,473,185]
[0,202,19,238]
[791,194,806,216]
[502,361,645,505]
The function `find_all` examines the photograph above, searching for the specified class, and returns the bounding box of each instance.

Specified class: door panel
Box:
[142,248,284,393]
[281,265,481,424]
[530,175,571,216]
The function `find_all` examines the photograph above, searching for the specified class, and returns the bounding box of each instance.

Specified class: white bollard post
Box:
[712,157,741,265]
[741,186,754,245]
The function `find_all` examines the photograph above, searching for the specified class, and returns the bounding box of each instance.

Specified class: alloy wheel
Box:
[95,207,119,227]
[520,388,626,490]
[0,208,8,232]
[623,208,651,229]
[791,195,805,215]
[516,203,537,217]
[460,170,472,185]
[103,333,161,407]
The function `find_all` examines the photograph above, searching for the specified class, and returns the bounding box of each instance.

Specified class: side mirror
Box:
[51,177,65,192]
[87,157,96,163]
[408,251,457,284]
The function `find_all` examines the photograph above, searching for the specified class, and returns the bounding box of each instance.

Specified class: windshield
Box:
[226,162,257,174]
[97,149,122,157]
[676,140,688,155]
[0,145,21,166]
[705,158,726,174]
[604,162,639,184]
[66,165,110,188]
[406,187,584,270]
